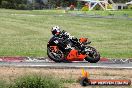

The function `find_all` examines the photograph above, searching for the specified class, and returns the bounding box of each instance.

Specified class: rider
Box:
[51,26,79,50]
[51,26,73,38]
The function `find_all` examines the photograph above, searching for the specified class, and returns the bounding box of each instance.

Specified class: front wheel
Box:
[84,46,100,63]
[47,47,64,62]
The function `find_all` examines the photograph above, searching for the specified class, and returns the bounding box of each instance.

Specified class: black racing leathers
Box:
[48,30,81,52]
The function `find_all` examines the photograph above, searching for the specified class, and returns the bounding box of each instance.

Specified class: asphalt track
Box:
[0,62,132,69]
[0,57,132,69]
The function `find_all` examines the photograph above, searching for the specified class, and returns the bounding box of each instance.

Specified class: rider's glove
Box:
[69,35,74,39]
[64,32,70,36]
[64,32,74,39]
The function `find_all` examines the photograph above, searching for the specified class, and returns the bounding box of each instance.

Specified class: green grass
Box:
[0,80,7,88]
[0,9,132,58]
[10,75,63,88]
[0,74,131,88]
[0,74,74,88]
[68,10,132,17]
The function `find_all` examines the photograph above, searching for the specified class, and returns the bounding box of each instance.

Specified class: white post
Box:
[121,5,123,10]
[87,0,110,11]
[89,1,91,10]
[90,2,98,10]
[98,2,105,10]
[105,0,108,10]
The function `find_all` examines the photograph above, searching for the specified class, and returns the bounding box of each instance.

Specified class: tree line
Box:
[0,0,130,10]
[0,0,49,10]
[113,0,130,3]
[0,0,72,10]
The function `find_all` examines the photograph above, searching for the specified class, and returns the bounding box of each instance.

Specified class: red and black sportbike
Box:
[47,31,100,63]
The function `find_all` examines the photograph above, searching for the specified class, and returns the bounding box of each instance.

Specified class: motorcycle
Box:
[47,32,100,63]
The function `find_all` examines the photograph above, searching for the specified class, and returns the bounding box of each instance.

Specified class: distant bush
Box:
[69,5,75,10]
[128,5,132,9]
[81,6,89,11]
[17,4,27,10]
[1,0,9,8]
[77,1,82,10]
[0,74,76,88]
[10,75,62,88]
[0,0,28,9]
[93,4,102,10]
[107,4,112,9]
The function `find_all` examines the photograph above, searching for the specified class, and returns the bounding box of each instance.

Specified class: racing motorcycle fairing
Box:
[50,46,59,52]
[67,49,86,61]
[79,38,88,43]
[79,38,91,45]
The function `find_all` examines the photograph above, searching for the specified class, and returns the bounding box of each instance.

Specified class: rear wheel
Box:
[47,47,64,62]
[84,46,100,63]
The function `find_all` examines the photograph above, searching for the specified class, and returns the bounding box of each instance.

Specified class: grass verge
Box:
[10,74,62,88]
[0,74,75,88]
[0,9,132,58]
[0,80,7,88]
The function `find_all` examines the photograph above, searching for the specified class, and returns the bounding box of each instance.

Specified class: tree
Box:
[60,0,69,7]
[0,0,2,5]
[113,0,129,3]
[1,0,28,9]
[48,0,56,8]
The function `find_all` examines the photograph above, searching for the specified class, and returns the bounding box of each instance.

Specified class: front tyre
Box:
[84,46,100,63]
[47,47,64,62]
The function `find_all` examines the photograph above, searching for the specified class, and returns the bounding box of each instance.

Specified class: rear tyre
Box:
[47,47,64,62]
[84,46,100,63]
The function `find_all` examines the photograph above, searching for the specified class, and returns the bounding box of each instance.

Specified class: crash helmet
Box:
[51,26,61,35]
